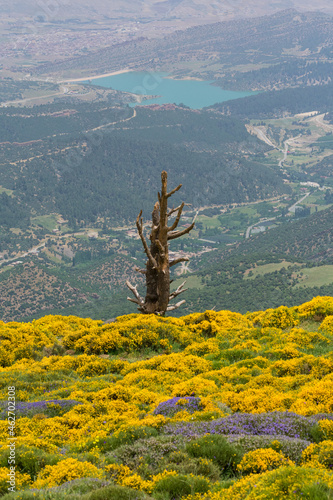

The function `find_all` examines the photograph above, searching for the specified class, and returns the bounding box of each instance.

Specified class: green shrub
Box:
[162,451,220,481]
[83,485,152,500]
[186,435,242,475]
[0,445,61,480]
[219,349,256,363]
[300,481,333,499]
[0,479,119,500]
[109,436,179,474]
[310,423,326,443]
[153,474,210,499]
[1,493,39,500]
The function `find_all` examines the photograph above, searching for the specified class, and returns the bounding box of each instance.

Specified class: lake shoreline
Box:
[79,71,255,109]
[59,69,132,83]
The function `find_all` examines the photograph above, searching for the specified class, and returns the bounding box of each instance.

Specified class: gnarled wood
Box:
[127,171,195,316]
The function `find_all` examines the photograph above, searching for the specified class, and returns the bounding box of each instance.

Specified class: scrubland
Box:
[0,297,333,499]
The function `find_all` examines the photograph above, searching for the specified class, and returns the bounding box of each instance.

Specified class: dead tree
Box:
[126,171,197,315]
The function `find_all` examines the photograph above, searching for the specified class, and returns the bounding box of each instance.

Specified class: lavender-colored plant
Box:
[153,397,203,417]
[0,399,82,419]
[162,411,333,441]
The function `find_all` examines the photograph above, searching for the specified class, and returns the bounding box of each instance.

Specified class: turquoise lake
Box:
[83,71,254,109]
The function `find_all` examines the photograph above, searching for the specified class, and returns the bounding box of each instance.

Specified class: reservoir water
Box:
[83,71,254,109]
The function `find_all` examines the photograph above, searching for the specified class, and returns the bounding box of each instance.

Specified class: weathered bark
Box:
[126,171,196,315]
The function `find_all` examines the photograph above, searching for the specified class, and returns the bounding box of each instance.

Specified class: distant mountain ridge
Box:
[33,9,333,78]
[1,1,333,22]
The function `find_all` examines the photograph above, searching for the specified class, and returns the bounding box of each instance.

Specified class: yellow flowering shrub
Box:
[121,473,152,491]
[177,329,205,346]
[223,466,333,499]
[148,469,178,489]
[0,322,56,367]
[291,377,333,414]
[297,296,333,319]
[231,340,262,352]
[105,463,132,481]
[237,448,295,474]
[249,306,299,329]
[122,353,211,377]
[267,343,302,359]
[221,387,294,413]
[172,376,219,397]
[113,414,167,437]
[214,310,252,330]
[0,467,31,494]
[270,355,333,378]
[105,464,178,493]
[301,440,333,469]
[283,328,330,348]
[76,357,113,377]
[319,315,333,334]
[31,457,103,488]
[185,468,333,500]
[184,339,220,356]
[318,419,333,440]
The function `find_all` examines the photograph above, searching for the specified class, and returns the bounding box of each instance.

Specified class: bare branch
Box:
[168,203,191,217]
[136,210,157,269]
[167,300,186,311]
[167,184,182,198]
[169,257,189,267]
[127,297,142,305]
[169,280,188,301]
[155,239,165,256]
[168,212,198,241]
[167,204,182,217]
[135,267,147,275]
[126,280,144,306]
[168,202,185,232]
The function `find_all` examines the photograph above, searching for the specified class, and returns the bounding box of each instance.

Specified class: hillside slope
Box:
[33,10,333,78]
[0,297,333,499]
[183,206,333,314]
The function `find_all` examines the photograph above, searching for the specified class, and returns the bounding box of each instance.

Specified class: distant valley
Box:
[0,9,332,321]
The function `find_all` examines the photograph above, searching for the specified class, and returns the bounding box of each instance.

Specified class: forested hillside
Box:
[0,104,286,227]
[183,207,333,314]
[209,84,333,119]
[214,61,333,92]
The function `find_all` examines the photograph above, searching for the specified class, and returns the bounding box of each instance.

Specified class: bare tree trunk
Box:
[126,171,196,315]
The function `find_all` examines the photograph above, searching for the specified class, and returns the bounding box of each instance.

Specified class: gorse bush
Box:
[237,447,294,474]
[301,440,333,470]
[31,458,103,488]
